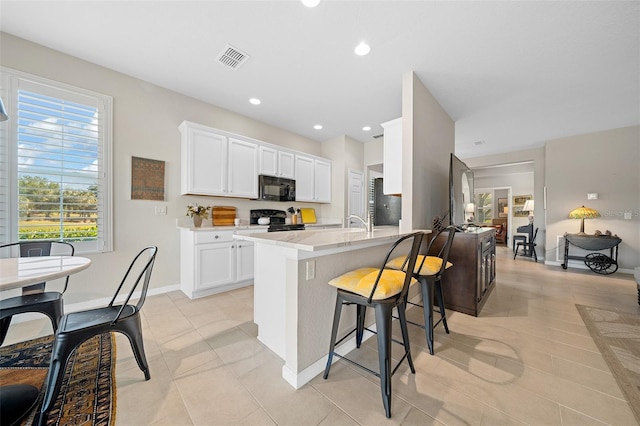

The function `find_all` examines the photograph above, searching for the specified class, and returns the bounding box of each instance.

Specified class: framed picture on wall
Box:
[513,194,532,217]
[498,198,508,218]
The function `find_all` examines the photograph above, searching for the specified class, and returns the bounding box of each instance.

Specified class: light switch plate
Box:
[306,260,315,280]
[624,211,632,220]
[155,206,167,215]
[587,193,598,200]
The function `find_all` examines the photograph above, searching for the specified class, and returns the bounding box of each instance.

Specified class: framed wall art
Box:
[131,156,165,201]
[513,194,532,217]
[498,198,508,218]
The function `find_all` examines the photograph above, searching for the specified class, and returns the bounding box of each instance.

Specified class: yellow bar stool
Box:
[386,226,456,355]
[323,232,424,419]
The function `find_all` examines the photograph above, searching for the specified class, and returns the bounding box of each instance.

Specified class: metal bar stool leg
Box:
[419,276,435,355]
[374,303,393,418]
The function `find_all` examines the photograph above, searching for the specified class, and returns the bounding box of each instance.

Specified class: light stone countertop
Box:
[233,226,430,252]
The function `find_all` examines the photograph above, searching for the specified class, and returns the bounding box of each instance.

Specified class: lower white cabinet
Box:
[180,229,255,299]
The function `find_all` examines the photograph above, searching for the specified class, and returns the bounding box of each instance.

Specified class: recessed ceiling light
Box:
[362,126,371,131]
[354,41,371,56]
[301,0,320,7]
[313,124,323,130]
[249,98,261,105]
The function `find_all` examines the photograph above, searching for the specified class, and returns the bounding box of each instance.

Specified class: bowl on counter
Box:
[258,217,270,225]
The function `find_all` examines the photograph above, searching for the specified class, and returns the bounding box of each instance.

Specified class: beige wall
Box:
[401,72,454,231]
[320,135,364,222]
[0,32,327,303]
[545,126,639,270]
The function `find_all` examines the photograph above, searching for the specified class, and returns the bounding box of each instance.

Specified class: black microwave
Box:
[258,175,296,202]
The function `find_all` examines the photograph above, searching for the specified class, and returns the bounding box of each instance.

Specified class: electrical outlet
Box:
[306,260,316,280]
[155,206,167,216]
[624,211,632,220]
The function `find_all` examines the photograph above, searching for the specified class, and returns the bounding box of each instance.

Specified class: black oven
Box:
[258,175,296,202]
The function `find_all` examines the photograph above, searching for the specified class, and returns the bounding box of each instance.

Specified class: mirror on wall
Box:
[449,153,475,226]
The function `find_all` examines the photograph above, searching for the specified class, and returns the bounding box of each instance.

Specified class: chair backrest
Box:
[367,232,424,304]
[108,246,158,324]
[530,228,539,244]
[418,225,457,278]
[0,241,75,292]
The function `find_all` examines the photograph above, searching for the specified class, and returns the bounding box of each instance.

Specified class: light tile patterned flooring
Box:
[5,245,640,425]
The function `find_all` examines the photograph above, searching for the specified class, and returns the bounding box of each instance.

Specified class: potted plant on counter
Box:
[186,204,211,228]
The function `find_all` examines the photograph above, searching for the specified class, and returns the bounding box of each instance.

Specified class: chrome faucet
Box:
[348,212,373,232]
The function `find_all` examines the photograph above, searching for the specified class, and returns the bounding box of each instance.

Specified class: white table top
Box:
[0,255,91,291]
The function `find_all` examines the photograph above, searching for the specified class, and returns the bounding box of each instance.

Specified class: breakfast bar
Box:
[234,226,426,388]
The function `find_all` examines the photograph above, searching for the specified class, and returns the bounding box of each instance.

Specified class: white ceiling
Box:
[1,1,638,158]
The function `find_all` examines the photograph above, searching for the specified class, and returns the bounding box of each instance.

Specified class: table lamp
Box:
[523,200,534,224]
[465,203,475,223]
[568,205,600,234]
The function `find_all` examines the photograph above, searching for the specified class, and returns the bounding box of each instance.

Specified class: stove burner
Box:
[268,224,306,232]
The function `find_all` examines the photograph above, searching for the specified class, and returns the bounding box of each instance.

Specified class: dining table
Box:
[0,254,91,425]
[0,255,91,292]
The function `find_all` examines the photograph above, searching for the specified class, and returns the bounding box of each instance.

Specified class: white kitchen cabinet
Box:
[294,154,332,203]
[179,121,258,198]
[278,151,295,179]
[196,242,235,290]
[294,155,315,201]
[259,146,295,179]
[235,241,254,282]
[180,229,256,299]
[314,158,332,203]
[381,117,402,195]
[228,137,258,198]
[259,145,278,176]
[179,122,227,195]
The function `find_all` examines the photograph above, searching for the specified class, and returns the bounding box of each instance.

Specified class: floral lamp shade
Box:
[568,205,600,234]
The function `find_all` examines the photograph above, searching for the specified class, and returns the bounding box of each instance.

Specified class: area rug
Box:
[576,305,640,424]
[0,333,116,425]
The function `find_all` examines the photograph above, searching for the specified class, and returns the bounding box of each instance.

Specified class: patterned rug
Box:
[0,333,115,425]
[576,305,640,424]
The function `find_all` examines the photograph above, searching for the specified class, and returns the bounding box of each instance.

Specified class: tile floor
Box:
[5,245,640,425]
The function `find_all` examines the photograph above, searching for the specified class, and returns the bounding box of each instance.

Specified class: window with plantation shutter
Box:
[0,67,113,253]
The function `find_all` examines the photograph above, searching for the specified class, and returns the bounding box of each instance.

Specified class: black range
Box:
[250,209,305,232]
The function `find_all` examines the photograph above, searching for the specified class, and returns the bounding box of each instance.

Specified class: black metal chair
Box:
[38,246,158,424]
[323,232,423,418]
[386,225,457,355]
[514,227,538,262]
[0,241,75,346]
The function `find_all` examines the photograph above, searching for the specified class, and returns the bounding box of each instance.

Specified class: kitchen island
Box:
[234,226,428,389]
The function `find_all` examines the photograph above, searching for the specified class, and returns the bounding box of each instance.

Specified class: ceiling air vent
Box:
[373,133,384,139]
[216,44,250,70]
[473,140,486,146]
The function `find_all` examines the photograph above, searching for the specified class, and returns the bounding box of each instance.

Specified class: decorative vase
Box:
[193,215,203,228]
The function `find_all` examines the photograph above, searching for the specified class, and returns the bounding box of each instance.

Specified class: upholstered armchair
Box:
[491,218,508,244]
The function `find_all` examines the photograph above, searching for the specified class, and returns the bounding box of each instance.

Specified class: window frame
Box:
[0,66,113,253]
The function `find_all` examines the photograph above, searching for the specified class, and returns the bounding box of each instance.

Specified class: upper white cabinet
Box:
[295,155,332,203]
[278,151,295,179]
[259,146,295,179]
[180,120,330,202]
[228,137,258,198]
[179,123,227,195]
[179,121,258,198]
[381,118,402,195]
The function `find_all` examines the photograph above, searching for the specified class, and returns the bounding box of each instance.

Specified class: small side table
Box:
[562,233,622,274]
